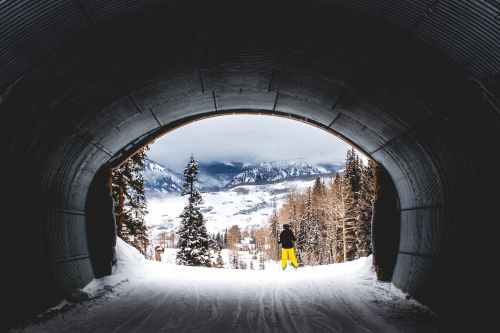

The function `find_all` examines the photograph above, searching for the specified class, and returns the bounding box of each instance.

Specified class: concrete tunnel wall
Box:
[1,0,499,328]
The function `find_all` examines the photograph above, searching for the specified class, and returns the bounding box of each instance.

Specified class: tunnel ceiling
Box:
[0,0,498,92]
[1,0,499,329]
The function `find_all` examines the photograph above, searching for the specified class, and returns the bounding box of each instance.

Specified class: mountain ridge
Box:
[144,159,344,193]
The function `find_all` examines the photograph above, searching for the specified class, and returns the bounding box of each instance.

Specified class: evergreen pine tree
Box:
[176,155,212,266]
[311,176,327,265]
[331,172,352,263]
[239,260,248,269]
[268,202,280,260]
[296,189,314,265]
[343,149,362,261]
[223,228,228,248]
[357,159,376,257]
[230,249,240,269]
[112,146,150,255]
[312,176,326,200]
[215,252,225,268]
[287,191,299,231]
[345,148,362,196]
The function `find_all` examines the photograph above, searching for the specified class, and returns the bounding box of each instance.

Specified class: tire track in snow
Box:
[110,283,176,332]
[18,256,438,333]
[333,279,400,333]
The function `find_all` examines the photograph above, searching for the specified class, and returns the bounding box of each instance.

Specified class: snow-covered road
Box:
[14,240,437,333]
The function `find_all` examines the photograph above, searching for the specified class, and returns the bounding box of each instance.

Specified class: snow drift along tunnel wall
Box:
[1,0,498,329]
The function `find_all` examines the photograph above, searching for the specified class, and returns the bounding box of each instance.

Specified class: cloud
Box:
[147,115,354,172]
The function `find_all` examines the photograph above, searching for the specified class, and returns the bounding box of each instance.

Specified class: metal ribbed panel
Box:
[392,253,437,299]
[81,0,166,24]
[131,68,203,109]
[399,207,451,257]
[45,212,89,262]
[95,100,157,150]
[272,69,344,109]
[320,0,436,29]
[26,114,111,212]
[413,0,500,76]
[275,93,339,125]
[203,68,273,94]
[359,0,435,29]
[50,259,94,294]
[215,90,277,111]
[0,0,89,92]
[155,92,216,125]
[331,113,387,152]
[372,132,445,209]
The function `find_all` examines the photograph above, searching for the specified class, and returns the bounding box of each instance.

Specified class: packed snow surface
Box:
[15,239,437,333]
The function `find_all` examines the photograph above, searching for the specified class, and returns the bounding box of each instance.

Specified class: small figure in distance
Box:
[278,224,299,271]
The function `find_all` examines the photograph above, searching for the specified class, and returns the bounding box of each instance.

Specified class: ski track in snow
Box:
[14,241,438,333]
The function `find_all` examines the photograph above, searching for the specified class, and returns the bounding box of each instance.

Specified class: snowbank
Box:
[83,237,145,296]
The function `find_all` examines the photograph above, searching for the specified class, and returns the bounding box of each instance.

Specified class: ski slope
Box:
[146,178,323,237]
[14,239,438,333]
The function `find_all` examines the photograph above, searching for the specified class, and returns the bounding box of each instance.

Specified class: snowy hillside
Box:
[146,177,326,236]
[144,160,184,193]
[227,159,332,187]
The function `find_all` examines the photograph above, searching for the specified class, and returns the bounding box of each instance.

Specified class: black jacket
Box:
[279,229,296,249]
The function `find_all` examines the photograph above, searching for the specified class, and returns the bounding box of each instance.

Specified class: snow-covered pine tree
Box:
[259,251,265,270]
[296,189,314,265]
[268,202,280,260]
[215,232,222,250]
[296,211,308,267]
[343,149,362,261]
[215,251,225,268]
[330,172,349,262]
[357,159,376,257]
[176,155,212,267]
[223,228,228,248]
[345,148,362,197]
[312,176,326,201]
[112,166,126,237]
[311,176,328,265]
[323,177,339,264]
[112,146,150,255]
[230,249,240,269]
[307,214,321,265]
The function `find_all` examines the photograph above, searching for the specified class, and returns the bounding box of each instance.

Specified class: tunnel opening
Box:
[87,114,399,276]
[3,0,498,330]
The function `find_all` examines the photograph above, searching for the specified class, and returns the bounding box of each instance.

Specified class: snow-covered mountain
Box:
[197,162,246,191]
[144,159,344,193]
[144,160,184,193]
[226,159,332,188]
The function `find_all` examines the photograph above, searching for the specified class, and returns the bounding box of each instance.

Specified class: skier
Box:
[278,224,299,270]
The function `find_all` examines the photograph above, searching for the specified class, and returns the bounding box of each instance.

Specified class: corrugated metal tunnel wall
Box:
[1,0,498,329]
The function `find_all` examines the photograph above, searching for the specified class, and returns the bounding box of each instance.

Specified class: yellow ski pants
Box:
[281,247,298,269]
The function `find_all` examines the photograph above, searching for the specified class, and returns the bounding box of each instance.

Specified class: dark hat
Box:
[283,224,290,229]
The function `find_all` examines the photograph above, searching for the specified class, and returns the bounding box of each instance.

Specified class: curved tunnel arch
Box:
[2,0,499,329]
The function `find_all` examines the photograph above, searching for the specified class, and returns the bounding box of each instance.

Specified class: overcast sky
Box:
[148,115,355,172]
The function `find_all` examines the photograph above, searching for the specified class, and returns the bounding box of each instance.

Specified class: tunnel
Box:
[1,0,498,330]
